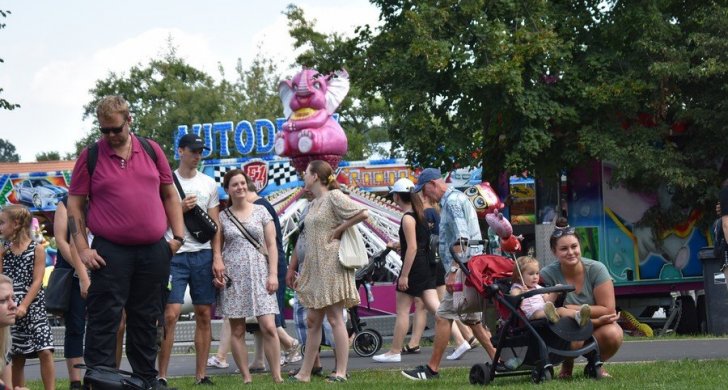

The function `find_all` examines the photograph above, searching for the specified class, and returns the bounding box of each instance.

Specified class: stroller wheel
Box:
[469,363,492,385]
[584,363,603,380]
[352,329,382,357]
[531,366,553,384]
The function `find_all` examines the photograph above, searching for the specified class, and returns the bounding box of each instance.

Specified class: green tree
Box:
[76,42,283,162]
[35,151,61,161]
[1,9,20,111]
[552,1,728,227]
[77,48,224,162]
[0,138,19,162]
[217,55,284,133]
[290,0,728,225]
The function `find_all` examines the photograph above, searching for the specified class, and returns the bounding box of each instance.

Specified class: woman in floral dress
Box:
[213,169,281,384]
[292,160,369,383]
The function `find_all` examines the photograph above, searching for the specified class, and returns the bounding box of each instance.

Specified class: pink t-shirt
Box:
[510,282,546,320]
[69,135,173,245]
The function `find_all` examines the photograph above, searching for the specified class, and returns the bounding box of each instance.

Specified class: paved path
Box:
[20,338,728,380]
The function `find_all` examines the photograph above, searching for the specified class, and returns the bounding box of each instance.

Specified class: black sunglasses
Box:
[100,119,127,135]
[551,226,576,238]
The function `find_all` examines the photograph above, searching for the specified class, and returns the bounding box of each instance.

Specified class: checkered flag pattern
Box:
[210,161,300,186]
[212,165,236,184]
[270,161,300,185]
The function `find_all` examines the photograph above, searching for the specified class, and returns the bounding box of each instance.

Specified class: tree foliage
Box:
[0,9,20,111]
[288,0,728,224]
[35,151,62,161]
[0,138,19,162]
[77,42,283,164]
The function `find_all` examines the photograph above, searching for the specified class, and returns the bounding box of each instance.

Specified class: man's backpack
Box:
[426,233,441,266]
[87,136,158,177]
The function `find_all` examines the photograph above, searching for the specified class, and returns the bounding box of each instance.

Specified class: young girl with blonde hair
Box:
[0,205,55,389]
[510,256,590,326]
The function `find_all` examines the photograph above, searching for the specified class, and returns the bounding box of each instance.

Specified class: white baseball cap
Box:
[389,178,415,194]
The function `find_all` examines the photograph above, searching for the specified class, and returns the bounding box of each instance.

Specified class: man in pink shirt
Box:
[67,95,185,390]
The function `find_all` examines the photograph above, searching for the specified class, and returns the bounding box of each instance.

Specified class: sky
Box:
[0,1,380,162]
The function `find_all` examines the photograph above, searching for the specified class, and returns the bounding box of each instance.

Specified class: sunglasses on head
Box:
[551,226,576,238]
[100,119,127,135]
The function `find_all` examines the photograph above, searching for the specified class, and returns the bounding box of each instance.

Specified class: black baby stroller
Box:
[449,240,603,385]
[347,247,391,357]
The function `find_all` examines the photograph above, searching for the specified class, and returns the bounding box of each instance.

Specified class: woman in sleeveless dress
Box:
[372,178,440,363]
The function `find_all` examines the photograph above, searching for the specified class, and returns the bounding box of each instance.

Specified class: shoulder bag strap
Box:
[224,208,267,255]
[172,172,186,198]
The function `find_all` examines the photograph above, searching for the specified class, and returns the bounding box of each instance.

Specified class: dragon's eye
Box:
[313,81,321,90]
[464,187,477,196]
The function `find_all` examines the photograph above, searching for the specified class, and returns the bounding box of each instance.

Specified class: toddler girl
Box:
[0,205,55,389]
[510,256,590,327]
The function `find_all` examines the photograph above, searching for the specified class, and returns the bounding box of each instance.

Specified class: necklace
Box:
[120,137,133,169]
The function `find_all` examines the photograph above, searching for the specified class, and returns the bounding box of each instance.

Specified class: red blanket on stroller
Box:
[465,254,514,297]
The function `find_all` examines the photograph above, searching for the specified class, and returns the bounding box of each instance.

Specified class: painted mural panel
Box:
[0,172,70,212]
[600,162,706,285]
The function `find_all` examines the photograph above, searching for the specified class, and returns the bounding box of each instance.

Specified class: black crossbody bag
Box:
[173,173,218,243]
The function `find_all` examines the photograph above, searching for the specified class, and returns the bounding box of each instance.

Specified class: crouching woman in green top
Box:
[540,218,623,379]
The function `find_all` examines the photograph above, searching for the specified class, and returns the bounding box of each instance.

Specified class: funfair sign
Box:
[173,115,340,161]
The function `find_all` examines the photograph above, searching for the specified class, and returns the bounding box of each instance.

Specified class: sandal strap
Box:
[402,345,421,353]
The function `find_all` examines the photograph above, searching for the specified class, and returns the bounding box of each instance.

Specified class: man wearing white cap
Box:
[402,168,498,381]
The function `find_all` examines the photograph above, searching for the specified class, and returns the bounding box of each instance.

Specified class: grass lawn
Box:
[26,359,728,389]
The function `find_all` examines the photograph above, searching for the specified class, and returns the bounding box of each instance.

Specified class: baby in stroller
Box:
[510,256,591,327]
[463,253,603,385]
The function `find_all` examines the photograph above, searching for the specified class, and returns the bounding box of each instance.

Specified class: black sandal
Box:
[401,345,421,354]
[288,366,324,377]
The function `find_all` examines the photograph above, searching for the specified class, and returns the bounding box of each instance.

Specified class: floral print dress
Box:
[217,205,279,319]
[296,189,365,309]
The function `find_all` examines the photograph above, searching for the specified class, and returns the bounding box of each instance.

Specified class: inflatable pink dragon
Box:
[275,68,350,173]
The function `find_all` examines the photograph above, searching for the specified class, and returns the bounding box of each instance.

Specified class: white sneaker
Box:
[207,355,229,369]
[373,352,402,363]
[446,341,471,360]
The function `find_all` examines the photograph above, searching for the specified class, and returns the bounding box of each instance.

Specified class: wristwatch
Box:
[173,235,186,245]
[449,265,459,274]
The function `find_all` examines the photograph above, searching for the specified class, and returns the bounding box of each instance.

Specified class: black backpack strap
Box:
[86,135,158,179]
[87,142,99,178]
[137,135,158,163]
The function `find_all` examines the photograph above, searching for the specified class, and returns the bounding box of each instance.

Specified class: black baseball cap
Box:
[178,133,209,151]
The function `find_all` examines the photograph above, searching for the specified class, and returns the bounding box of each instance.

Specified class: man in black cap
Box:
[157,133,222,387]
